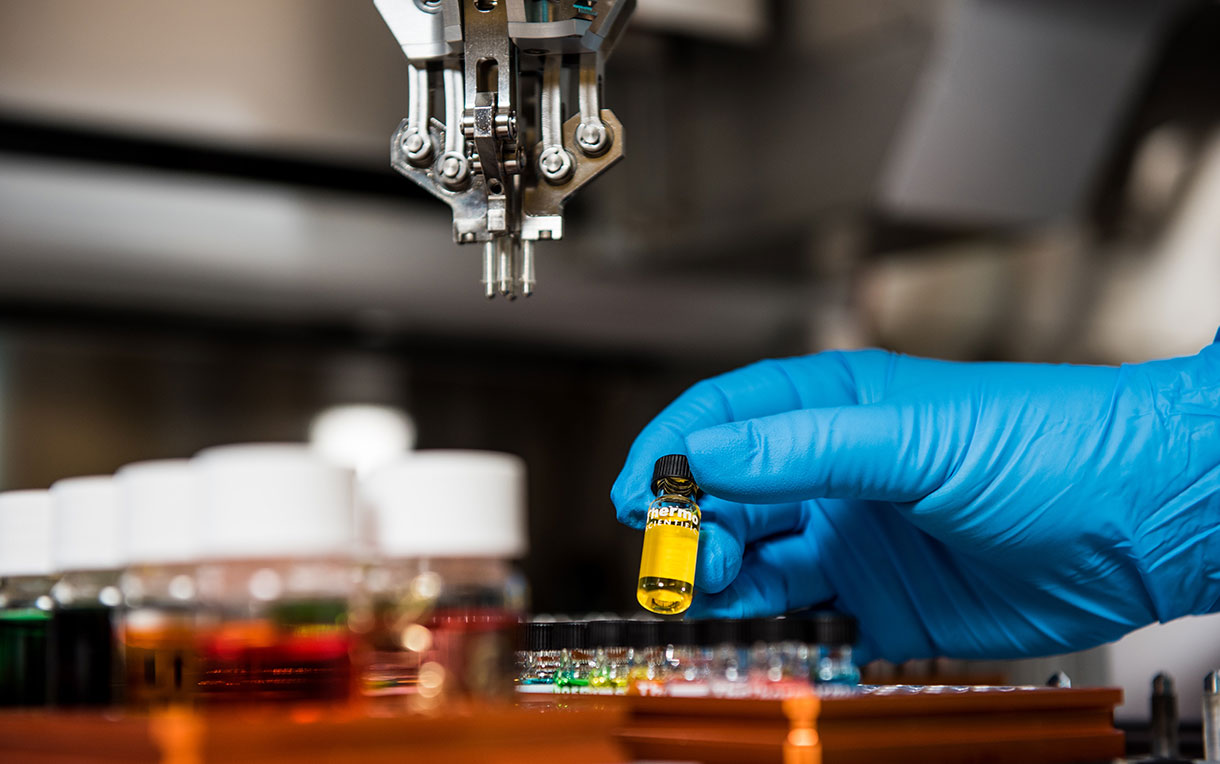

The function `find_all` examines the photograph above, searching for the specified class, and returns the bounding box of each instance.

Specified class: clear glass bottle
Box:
[661,619,705,696]
[637,455,702,615]
[516,621,559,690]
[625,620,662,695]
[0,491,55,707]
[587,620,628,694]
[699,619,747,698]
[808,612,861,686]
[747,618,789,683]
[48,476,126,708]
[117,460,202,709]
[354,451,528,710]
[193,444,357,705]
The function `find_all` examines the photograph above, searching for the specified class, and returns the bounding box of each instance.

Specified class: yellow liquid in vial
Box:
[636,508,699,614]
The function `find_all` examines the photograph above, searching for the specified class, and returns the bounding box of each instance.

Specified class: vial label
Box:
[645,506,700,529]
[636,509,699,614]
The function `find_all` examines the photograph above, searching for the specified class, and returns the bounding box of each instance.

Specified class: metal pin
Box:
[1151,672,1179,759]
[520,240,536,297]
[496,237,515,299]
[482,242,496,299]
[1204,670,1220,761]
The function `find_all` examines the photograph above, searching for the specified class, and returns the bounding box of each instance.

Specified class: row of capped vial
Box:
[0,445,527,709]
[516,615,859,698]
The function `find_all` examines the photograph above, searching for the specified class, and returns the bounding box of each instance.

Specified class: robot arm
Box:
[374,0,634,299]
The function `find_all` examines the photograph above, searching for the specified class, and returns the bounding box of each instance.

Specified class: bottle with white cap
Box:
[116,459,202,708]
[193,444,356,704]
[48,475,126,707]
[355,450,528,708]
[0,490,55,707]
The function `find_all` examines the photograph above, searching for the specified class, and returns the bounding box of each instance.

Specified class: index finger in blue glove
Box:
[685,401,960,505]
[611,354,872,528]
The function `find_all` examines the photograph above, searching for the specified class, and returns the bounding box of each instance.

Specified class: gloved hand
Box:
[611,332,1220,663]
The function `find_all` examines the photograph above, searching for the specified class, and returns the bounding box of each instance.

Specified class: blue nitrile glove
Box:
[611,332,1220,663]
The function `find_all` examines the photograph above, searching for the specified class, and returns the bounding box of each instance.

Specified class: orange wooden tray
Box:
[527,685,1125,764]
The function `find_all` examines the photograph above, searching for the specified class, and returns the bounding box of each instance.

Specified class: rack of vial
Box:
[0,447,526,712]
[515,614,860,699]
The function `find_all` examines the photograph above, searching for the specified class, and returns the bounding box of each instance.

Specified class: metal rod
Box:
[1151,672,1179,759]
[1204,670,1220,761]
[496,237,515,299]
[519,239,536,297]
[482,241,496,299]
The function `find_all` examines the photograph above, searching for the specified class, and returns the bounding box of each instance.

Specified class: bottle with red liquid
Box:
[354,451,527,710]
[193,444,356,706]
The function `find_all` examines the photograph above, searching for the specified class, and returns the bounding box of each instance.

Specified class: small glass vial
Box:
[747,617,785,685]
[553,621,592,693]
[0,490,56,707]
[193,444,356,705]
[117,460,202,709]
[625,620,662,695]
[48,476,126,707]
[354,451,527,709]
[661,620,706,696]
[636,455,701,615]
[699,619,747,698]
[516,621,559,690]
[808,612,860,686]
[587,620,628,694]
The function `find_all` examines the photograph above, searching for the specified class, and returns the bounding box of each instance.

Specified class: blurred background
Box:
[2,0,1220,729]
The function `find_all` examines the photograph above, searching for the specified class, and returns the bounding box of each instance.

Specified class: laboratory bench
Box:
[0,685,1125,763]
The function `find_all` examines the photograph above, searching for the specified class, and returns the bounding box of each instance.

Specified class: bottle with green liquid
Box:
[553,621,591,692]
[0,491,56,707]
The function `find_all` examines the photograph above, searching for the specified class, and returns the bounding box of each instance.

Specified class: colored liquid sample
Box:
[197,601,351,704]
[361,607,517,701]
[0,609,50,707]
[48,606,121,707]
[123,611,198,707]
[637,517,698,614]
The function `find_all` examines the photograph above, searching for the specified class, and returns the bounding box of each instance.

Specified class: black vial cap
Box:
[748,616,796,644]
[522,621,554,651]
[588,619,626,648]
[660,619,697,646]
[804,612,859,646]
[698,618,743,648]
[651,454,701,496]
[556,621,588,650]
[626,620,661,649]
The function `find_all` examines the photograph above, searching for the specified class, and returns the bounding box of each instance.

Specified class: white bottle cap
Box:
[50,476,124,572]
[0,490,54,577]
[116,459,201,566]
[195,443,354,560]
[362,450,527,559]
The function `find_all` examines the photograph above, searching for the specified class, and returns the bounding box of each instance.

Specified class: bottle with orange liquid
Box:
[354,451,527,709]
[117,460,202,709]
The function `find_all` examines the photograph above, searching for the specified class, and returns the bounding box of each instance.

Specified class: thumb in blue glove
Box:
[611,335,1220,663]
